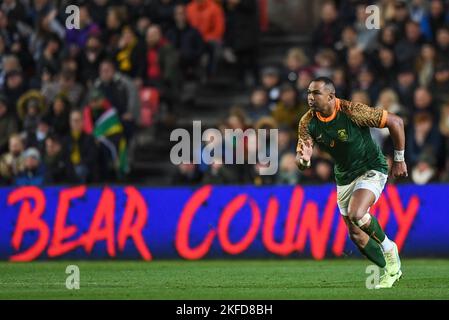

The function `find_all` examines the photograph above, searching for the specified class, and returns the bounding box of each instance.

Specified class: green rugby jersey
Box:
[297,98,389,186]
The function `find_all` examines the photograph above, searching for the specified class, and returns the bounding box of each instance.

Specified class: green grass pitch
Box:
[0,259,448,299]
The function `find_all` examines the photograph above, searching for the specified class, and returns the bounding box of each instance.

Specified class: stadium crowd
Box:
[0,0,448,186]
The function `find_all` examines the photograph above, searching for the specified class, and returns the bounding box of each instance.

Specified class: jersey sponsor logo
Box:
[337,129,348,142]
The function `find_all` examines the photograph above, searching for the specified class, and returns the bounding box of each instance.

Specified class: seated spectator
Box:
[260,66,281,108]
[435,26,449,60]
[314,158,334,184]
[296,69,314,102]
[394,20,425,66]
[43,134,73,184]
[334,25,357,63]
[375,46,397,88]
[272,83,308,131]
[276,152,300,185]
[41,70,84,107]
[419,0,449,42]
[245,87,270,123]
[16,90,47,135]
[345,47,367,90]
[313,48,336,79]
[415,43,437,87]
[353,67,381,105]
[393,65,418,109]
[0,94,18,154]
[406,111,444,168]
[14,147,45,186]
[64,110,98,183]
[186,0,225,76]
[0,133,24,184]
[432,61,449,105]
[281,47,310,85]
[277,125,296,159]
[413,87,436,114]
[25,117,51,153]
[332,67,348,98]
[166,4,204,79]
[411,151,438,185]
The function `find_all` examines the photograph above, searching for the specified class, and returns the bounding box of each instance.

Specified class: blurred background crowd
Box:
[0,0,448,186]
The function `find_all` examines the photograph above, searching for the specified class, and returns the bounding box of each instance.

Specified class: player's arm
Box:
[341,100,408,178]
[385,113,408,178]
[296,112,314,170]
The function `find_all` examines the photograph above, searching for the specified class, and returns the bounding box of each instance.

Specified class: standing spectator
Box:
[64,110,98,183]
[77,35,106,86]
[186,0,225,76]
[115,26,144,79]
[166,4,205,79]
[312,0,341,51]
[14,147,45,186]
[223,0,260,85]
[103,6,126,51]
[65,4,101,51]
[43,134,72,184]
[143,24,179,92]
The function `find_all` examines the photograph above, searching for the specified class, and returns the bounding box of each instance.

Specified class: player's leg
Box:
[348,188,402,288]
[342,216,385,268]
[345,190,387,269]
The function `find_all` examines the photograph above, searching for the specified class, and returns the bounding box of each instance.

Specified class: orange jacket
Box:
[186,0,225,42]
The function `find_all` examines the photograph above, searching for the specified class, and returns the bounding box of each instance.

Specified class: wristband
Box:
[394,150,405,162]
[299,158,311,168]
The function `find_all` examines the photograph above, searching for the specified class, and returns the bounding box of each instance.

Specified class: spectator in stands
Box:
[0,94,18,154]
[115,26,144,79]
[78,35,106,86]
[353,2,380,52]
[64,110,98,183]
[276,152,300,185]
[388,0,410,39]
[16,90,47,136]
[395,20,425,66]
[36,33,62,77]
[272,83,307,131]
[433,61,449,106]
[419,0,449,42]
[152,0,177,32]
[2,68,28,114]
[393,65,418,109]
[415,43,437,87]
[312,0,341,50]
[313,158,334,184]
[281,47,310,86]
[103,6,126,51]
[143,24,179,108]
[41,70,84,107]
[313,48,336,79]
[0,133,24,184]
[406,111,444,168]
[435,26,449,60]
[378,24,397,50]
[65,3,101,51]
[43,134,72,184]
[411,151,439,185]
[166,4,204,79]
[354,66,381,105]
[223,0,260,85]
[332,67,348,98]
[277,125,296,160]
[14,147,45,186]
[186,0,225,76]
[375,46,397,88]
[334,25,358,63]
[296,69,314,103]
[345,47,366,90]
[202,156,238,184]
[246,87,270,123]
[260,66,281,107]
[43,93,71,137]
[413,87,436,114]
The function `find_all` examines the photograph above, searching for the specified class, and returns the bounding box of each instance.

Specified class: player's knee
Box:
[348,209,370,226]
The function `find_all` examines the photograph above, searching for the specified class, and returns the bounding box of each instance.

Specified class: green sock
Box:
[361,215,386,244]
[360,238,386,268]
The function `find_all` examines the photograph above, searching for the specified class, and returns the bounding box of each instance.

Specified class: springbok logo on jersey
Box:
[337,129,348,142]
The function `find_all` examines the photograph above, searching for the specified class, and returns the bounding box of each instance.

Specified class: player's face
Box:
[307,81,332,111]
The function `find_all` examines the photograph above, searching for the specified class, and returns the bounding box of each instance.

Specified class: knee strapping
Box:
[356,213,371,227]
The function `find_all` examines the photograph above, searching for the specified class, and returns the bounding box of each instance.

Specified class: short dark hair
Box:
[312,77,336,92]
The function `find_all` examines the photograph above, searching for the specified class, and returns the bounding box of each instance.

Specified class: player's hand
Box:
[391,161,408,178]
[297,140,313,162]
